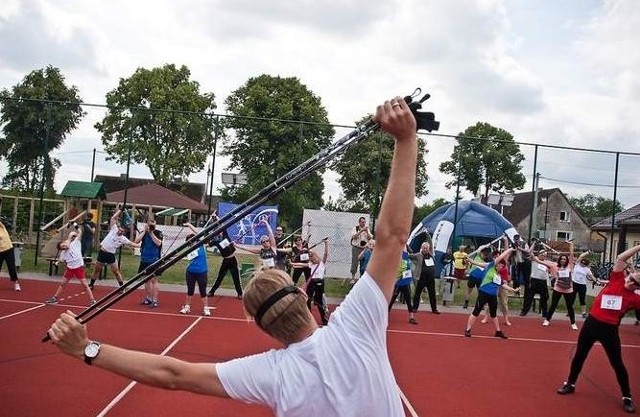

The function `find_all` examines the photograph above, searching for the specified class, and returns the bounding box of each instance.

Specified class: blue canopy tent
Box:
[408,201,519,276]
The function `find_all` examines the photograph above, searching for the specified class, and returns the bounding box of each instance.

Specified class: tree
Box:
[412,198,450,229]
[0,66,84,194]
[95,64,217,185]
[569,193,624,225]
[221,75,334,228]
[439,122,525,198]
[331,118,429,216]
[323,196,368,214]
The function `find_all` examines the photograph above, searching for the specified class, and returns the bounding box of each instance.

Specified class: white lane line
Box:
[399,387,420,417]
[0,303,45,320]
[387,329,640,349]
[95,316,203,417]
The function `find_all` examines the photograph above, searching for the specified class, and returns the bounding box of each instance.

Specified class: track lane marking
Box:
[0,303,45,320]
[95,316,203,417]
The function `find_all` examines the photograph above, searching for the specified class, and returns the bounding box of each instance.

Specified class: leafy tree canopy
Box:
[331,117,429,217]
[412,197,450,229]
[95,64,217,185]
[0,66,84,194]
[221,75,334,228]
[439,122,525,198]
[569,193,624,225]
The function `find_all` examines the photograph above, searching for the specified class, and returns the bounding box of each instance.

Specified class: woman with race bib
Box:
[237,219,280,270]
[557,244,640,414]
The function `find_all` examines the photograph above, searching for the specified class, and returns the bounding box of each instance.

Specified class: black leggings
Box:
[292,267,311,285]
[306,278,328,324]
[522,279,548,315]
[412,276,437,312]
[546,290,576,323]
[389,285,413,313]
[186,272,208,297]
[0,248,19,281]
[209,257,243,297]
[472,291,498,318]
[567,315,631,397]
[572,282,587,306]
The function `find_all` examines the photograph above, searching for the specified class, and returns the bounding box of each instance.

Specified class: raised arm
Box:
[321,238,329,263]
[613,244,640,272]
[366,97,417,302]
[110,208,122,228]
[262,220,276,248]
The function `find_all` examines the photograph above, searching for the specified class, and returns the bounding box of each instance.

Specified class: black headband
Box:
[254,285,300,328]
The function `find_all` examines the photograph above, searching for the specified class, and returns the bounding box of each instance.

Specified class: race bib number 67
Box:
[600,295,622,310]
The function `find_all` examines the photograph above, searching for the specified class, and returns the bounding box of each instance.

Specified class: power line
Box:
[539,175,640,189]
[2,95,640,157]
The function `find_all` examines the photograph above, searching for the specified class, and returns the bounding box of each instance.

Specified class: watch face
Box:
[85,342,100,358]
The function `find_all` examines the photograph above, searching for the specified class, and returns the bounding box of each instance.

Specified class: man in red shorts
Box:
[45,222,96,306]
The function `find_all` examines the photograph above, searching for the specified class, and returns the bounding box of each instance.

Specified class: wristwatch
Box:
[84,341,101,365]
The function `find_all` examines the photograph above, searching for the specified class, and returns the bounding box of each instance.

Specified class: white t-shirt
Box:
[530,261,550,281]
[216,273,404,417]
[309,261,326,280]
[572,264,590,285]
[100,225,131,254]
[61,239,84,269]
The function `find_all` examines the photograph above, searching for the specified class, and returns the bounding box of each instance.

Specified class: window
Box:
[559,211,570,222]
[556,231,572,241]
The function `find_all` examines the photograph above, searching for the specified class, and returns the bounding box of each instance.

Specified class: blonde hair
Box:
[243,268,311,343]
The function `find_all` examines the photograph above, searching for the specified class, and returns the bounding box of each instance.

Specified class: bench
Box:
[508,292,541,313]
[47,258,60,276]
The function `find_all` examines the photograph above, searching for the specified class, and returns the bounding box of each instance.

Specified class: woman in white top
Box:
[571,251,597,318]
[543,242,578,329]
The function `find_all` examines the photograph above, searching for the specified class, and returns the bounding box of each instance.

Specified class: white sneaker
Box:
[179,305,190,314]
[542,320,550,327]
[203,307,211,316]
[571,324,578,330]
[14,283,21,292]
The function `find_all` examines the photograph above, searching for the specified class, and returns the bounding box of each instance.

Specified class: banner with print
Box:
[217,202,279,245]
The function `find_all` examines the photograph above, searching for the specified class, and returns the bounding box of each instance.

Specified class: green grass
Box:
[16,248,353,298]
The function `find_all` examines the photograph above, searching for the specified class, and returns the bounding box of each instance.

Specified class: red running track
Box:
[0,277,638,417]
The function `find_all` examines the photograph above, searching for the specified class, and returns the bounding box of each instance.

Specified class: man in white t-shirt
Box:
[88,208,140,290]
[47,96,419,417]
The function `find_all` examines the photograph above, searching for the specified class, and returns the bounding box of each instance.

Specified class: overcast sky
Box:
[1,0,639,209]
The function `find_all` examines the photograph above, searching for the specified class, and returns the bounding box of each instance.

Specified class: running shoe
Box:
[141,297,152,305]
[408,317,418,325]
[623,397,635,413]
[179,305,191,314]
[571,324,578,330]
[464,329,472,338]
[14,283,21,292]
[494,331,508,339]
[203,307,211,316]
[542,319,550,327]
[150,301,159,308]
[45,296,59,305]
[582,312,588,319]
[557,382,575,395]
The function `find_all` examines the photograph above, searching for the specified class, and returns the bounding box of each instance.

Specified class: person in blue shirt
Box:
[180,223,212,316]
[135,219,163,308]
[389,251,417,325]
[464,237,519,339]
[358,239,375,279]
